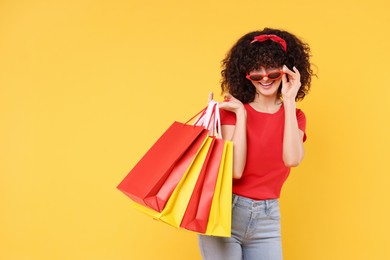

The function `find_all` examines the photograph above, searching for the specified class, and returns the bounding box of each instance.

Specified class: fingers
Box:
[209,92,234,103]
[208,92,214,102]
[283,65,300,77]
[282,65,291,74]
[218,99,238,110]
[283,65,301,87]
[282,73,288,86]
[223,93,232,101]
[219,93,241,111]
[208,91,238,104]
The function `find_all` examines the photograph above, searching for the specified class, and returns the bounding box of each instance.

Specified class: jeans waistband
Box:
[232,194,278,209]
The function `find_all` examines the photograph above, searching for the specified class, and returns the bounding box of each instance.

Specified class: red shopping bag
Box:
[180,137,225,233]
[145,130,209,212]
[117,121,209,209]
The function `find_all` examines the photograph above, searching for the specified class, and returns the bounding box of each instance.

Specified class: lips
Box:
[259,81,274,88]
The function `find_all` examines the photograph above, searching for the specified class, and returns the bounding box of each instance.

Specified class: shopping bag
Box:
[180,137,225,233]
[179,100,233,236]
[117,120,209,209]
[145,131,209,212]
[119,99,233,237]
[128,137,215,227]
[204,140,233,237]
[158,137,215,227]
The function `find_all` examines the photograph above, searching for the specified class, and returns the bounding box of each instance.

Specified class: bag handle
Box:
[184,106,208,125]
[193,100,222,139]
[183,105,215,133]
[193,101,215,127]
[213,102,222,139]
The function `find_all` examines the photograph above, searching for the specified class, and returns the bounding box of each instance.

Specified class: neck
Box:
[251,95,282,113]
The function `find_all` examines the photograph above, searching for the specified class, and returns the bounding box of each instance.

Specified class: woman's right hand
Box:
[218,93,245,114]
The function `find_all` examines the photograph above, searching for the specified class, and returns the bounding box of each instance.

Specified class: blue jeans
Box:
[198,194,283,260]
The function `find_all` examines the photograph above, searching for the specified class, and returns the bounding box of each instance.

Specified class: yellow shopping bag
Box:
[205,140,233,237]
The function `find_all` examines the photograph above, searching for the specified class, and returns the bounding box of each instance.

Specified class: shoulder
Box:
[295,108,306,119]
[219,109,236,125]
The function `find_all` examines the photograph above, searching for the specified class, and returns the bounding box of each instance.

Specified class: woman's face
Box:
[246,66,283,98]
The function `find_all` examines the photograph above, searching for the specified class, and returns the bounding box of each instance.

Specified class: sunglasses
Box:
[246,70,284,81]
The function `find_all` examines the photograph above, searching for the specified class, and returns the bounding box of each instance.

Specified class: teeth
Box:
[260,82,273,86]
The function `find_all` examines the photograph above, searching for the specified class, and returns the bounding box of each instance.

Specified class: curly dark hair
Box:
[221,28,314,103]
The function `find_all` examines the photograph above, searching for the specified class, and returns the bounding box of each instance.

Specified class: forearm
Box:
[218,94,248,179]
[283,100,304,167]
[231,109,247,179]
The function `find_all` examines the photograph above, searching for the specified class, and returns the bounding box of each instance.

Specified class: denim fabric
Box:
[198,194,282,260]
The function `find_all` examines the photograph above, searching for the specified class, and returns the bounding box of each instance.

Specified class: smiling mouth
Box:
[260,81,273,87]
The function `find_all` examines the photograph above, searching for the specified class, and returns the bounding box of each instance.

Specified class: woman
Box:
[199,28,314,260]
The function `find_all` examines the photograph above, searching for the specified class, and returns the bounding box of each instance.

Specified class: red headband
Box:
[250,34,287,52]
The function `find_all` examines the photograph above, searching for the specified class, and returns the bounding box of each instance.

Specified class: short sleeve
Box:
[219,109,236,125]
[296,109,307,142]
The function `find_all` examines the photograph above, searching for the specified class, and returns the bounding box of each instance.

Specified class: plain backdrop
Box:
[1,0,389,259]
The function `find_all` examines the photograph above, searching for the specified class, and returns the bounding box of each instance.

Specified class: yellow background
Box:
[1,0,389,259]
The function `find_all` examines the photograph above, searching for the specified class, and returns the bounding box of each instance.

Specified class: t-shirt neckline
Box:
[246,103,284,115]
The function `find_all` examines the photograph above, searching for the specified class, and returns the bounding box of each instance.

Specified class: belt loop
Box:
[265,200,270,215]
[232,194,238,207]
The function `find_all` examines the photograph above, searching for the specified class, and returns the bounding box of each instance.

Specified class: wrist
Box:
[282,99,296,107]
[235,106,247,117]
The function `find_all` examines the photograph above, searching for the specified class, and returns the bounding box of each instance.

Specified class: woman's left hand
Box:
[281,65,301,102]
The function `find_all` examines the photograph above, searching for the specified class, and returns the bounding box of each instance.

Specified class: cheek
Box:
[251,81,258,87]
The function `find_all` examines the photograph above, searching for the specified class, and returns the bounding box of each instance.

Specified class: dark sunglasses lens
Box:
[249,75,263,81]
[268,72,282,79]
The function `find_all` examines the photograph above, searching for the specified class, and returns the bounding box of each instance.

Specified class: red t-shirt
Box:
[220,103,307,200]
